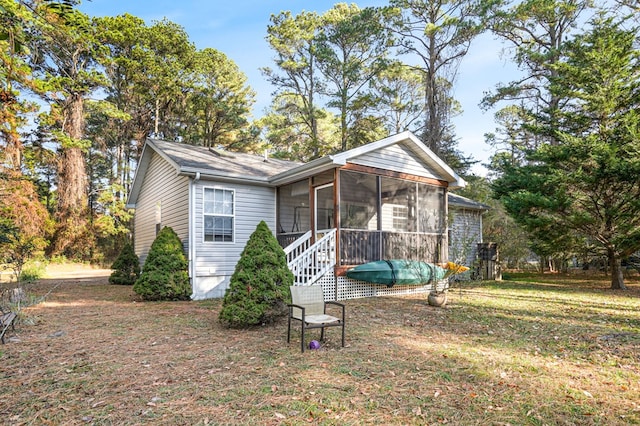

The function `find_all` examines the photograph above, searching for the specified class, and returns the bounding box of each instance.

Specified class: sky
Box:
[78,0,522,176]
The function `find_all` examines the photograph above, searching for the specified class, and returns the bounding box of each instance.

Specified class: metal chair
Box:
[287,285,345,352]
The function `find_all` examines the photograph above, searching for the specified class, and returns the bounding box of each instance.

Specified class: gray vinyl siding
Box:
[133,151,189,265]
[448,208,483,271]
[349,144,440,180]
[192,180,277,299]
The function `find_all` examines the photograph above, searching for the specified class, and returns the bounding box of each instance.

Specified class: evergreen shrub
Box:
[133,226,191,301]
[219,221,293,327]
[109,242,140,285]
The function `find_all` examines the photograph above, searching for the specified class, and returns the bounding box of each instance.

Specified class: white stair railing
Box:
[283,230,312,265]
[285,229,336,286]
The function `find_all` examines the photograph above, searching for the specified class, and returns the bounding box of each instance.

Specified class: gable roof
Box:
[128,131,467,207]
[270,131,466,189]
[127,139,300,207]
[448,193,490,211]
[147,138,299,181]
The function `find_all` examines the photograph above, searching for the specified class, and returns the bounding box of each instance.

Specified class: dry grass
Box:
[1,272,639,425]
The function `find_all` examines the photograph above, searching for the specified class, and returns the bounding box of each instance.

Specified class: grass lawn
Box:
[1,272,639,425]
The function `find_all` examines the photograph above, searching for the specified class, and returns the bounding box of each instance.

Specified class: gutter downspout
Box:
[189,172,201,298]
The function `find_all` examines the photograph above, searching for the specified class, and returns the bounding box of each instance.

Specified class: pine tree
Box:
[133,227,190,300]
[109,242,140,285]
[219,221,293,327]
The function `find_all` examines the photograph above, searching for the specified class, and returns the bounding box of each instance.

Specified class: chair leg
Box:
[301,324,305,353]
[341,322,345,348]
[320,326,325,341]
[287,316,291,343]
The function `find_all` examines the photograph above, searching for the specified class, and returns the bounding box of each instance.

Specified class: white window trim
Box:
[203,186,235,244]
[392,205,409,232]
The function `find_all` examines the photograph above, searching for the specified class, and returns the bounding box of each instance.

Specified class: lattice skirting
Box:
[314,270,446,301]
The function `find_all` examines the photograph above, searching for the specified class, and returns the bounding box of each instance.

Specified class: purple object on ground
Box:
[309,340,320,350]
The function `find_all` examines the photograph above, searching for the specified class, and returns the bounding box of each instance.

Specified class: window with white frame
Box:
[392,205,409,231]
[204,188,234,242]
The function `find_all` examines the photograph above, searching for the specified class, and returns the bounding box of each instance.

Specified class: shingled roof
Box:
[146,138,300,182]
[128,133,469,207]
[448,193,490,211]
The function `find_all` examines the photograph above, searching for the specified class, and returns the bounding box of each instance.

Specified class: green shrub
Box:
[133,227,190,301]
[109,242,140,285]
[19,260,46,283]
[219,221,293,328]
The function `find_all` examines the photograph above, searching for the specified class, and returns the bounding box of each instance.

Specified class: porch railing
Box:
[282,230,312,265]
[278,232,308,250]
[340,229,443,265]
[285,229,336,286]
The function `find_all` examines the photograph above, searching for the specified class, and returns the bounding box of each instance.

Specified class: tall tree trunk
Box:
[52,92,91,258]
[608,248,627,290]
[2,130,22,172]
[309,54,320,158]
[0,92,22,172]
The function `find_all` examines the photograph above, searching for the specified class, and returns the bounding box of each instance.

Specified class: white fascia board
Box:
[336,131,466,189]
[331,131,414,163]
[269,156,343,186]
[179,167,273,187]
[126,141,153,206]
[401,133,466,189]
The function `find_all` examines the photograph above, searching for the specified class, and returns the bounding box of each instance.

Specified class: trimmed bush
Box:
[219,221,293,327]
[109,242,140,285]
[133,227,191,301]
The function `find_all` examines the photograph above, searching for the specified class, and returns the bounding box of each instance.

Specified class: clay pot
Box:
[427,291,447,307]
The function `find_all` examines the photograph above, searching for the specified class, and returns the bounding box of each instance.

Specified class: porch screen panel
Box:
[418,184,445,233]
[380,177,416,232]
[278,180,310,234]
[340,229,381,264]
[339,171,377,230]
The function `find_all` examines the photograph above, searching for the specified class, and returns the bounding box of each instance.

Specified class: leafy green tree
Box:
[458,176,532,269]
[262,10,325,159]
[315,4,392,150]
[387,0,484,164]
[109,242,139,285]
[370,62,425,135]
[484,104,536,172]
[181,48,256,151]
[258,95,340,162]
[134,226,190,300]
[493,17,640,289]
[219,221,293,328]
[27,1,106,259]
[481,0,594,155]
[95,15,195,153]
[92,12,149,187]
[93,183,134,261]
[0,0,41,172]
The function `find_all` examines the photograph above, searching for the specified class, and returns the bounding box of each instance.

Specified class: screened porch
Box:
[276,167,448,269]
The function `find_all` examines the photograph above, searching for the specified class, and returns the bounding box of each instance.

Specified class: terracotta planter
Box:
[427,291,447,307]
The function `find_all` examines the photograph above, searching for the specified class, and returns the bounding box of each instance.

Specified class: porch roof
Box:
[270,131,466,189]
[448,193,490,212]
[128,132,466,207]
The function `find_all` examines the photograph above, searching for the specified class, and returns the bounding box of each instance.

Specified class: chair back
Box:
[290,285,325,319]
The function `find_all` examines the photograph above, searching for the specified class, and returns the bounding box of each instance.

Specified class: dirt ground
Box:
[0,268,356,425]
[1,269,639,425]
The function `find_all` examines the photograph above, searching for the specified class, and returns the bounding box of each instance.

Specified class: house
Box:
[448,193,490,278]
[127,131,468,300]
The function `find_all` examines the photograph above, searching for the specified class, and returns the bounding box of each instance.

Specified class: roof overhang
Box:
[270,131,466,189]
[127,131,466,209]
[178,167,272,186]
